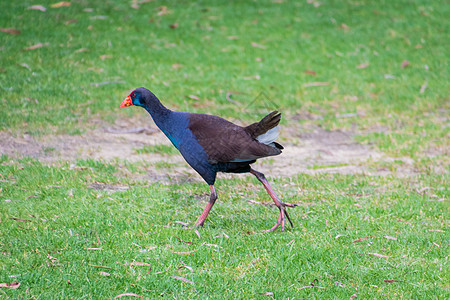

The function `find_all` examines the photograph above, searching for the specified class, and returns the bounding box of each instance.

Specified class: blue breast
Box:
[159,112,189,149]
[159,112,216,185]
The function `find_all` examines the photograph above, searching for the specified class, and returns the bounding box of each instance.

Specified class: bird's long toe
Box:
[264,201,297,232]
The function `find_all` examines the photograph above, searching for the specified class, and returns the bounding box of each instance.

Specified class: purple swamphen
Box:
[120,87,297,231]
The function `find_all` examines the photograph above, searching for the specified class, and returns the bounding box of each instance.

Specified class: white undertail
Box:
[256,126,279,145]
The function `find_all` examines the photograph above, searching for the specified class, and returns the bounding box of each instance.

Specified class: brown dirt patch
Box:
[0,117,419,182]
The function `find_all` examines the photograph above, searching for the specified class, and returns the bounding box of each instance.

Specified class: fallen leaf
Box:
[0,282,20,289]
[183,265,193,272]
[340,23,350,31]
[419,82,428,94]
[86,248,102,251]
[100,55,112,60]
[383,279,399,283]
[304,70,316,76]
[65,19,78,25]
[422,249,432,255]
[304,82,329,87]
[350,294,357,299]
[384,236,397,241]
[367,252,389,259]
[1,28,21,35]
[145,246,158,250]
[214,232,230,239]
[114,293,143,299]
[416,187,433,195]
[428,229,445,232]
[172,64,183,69]
[186,95,199,101]
[353,236,379,243]
[157,6,170,16]
[28,5,47,12]
[401,60,410,68]
[90,16,107,20]
[11,218,31,222]
[299,286,325,290]
[175,237,193,244]
[258,292,274,295]
[174,250,198,255]
[130,262,151,266]
[131,0,139,9]
[227,35,239,40]
[356,63,369,69]
[24,43,48,51]
[222,92,238,104]
[194,229,201,239]
[251,42,267,49]
[171,276,194,285]
[335,234,347,240]
[51,2,71,8]
[310,279,319,285]
[169,24,178,29]
[433,242,440,247]
[99,271,110,276]
[88,264,114,270]
[243,75,260,80]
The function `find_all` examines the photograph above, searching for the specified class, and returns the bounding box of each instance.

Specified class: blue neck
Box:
[142,95,172,130]
[143,102,188,150]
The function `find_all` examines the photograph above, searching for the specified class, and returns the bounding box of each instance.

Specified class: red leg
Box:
[250,168,297,232]
[194,185,217,227]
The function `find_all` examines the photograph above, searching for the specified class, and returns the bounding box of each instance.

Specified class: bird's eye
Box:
[131,93,136,98]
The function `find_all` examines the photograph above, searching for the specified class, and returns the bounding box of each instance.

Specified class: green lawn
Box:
[1,0,448,298]
[1,158,448,298]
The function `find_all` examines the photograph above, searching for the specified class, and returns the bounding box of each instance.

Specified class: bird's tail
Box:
[245,111,283,149]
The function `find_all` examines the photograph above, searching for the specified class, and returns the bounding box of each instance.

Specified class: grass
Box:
[135,144,179,155]
[0,0,449,298]
[1,0,448,148]
[0,156,448,298]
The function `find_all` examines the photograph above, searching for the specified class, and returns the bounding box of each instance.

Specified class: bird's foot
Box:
[194,219,205,228]
[264,201,298,232]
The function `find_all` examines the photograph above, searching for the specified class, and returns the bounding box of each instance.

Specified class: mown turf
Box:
[1,0,449,298]
[1,0,448,155]
[0,157,448,298]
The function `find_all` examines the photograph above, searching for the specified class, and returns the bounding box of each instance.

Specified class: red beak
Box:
[120,95,133,108]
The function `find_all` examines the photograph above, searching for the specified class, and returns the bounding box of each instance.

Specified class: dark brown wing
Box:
[187,113,281,165]
[244,111,281,139]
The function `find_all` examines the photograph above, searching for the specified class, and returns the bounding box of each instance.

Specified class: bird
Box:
[120,87,297,231]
